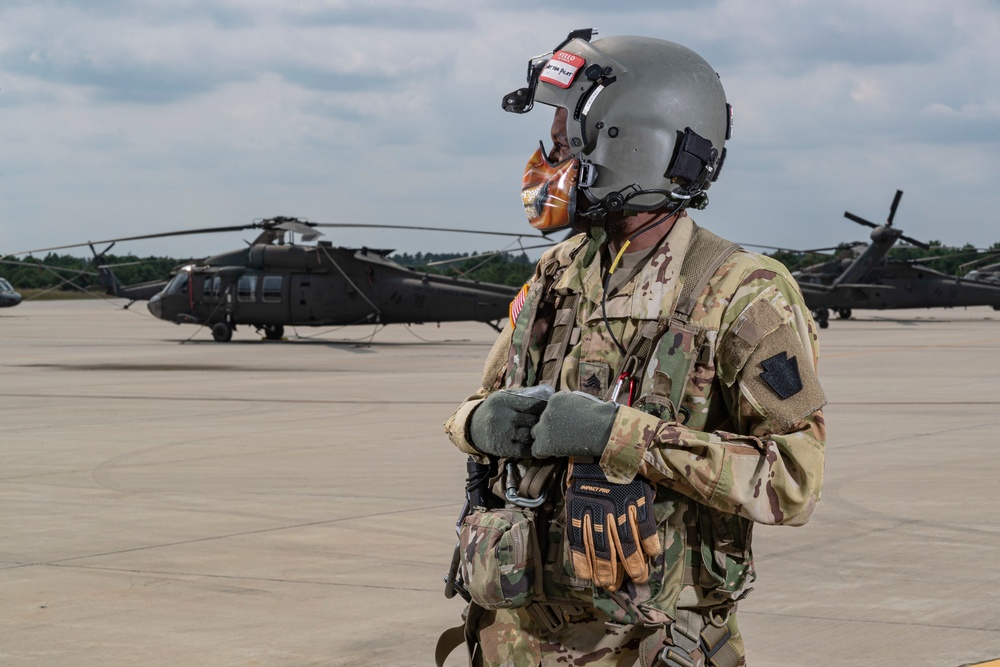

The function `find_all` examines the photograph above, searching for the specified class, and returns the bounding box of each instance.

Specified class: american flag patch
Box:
[509,283,529,327]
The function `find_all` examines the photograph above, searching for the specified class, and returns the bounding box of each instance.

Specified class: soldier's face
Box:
[548,107,572,163]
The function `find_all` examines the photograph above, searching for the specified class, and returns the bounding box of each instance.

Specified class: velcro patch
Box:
[718,298,784,385]
[539,51,585,88]
[759,351,802,399]
[743,326,826,430]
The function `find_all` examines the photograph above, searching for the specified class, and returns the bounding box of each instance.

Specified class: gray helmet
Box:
[503,30,732,215]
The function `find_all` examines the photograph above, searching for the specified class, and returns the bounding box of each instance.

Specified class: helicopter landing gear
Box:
[262,324,284,341]
[212,321,233,342]
[837,308,852,320]
[813,308,830,329]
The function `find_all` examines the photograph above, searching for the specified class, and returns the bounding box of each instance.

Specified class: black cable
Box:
[600,204,685,355]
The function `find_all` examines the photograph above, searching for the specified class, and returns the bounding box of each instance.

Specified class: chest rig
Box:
[507,224,739,413]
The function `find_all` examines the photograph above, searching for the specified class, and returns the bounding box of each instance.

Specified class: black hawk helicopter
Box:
[0,277,23,308]
[6,217,547,341]
[791,190,1000,328]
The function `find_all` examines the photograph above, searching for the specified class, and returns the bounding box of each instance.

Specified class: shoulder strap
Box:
[673,223,741,324]
[617,224,741,377]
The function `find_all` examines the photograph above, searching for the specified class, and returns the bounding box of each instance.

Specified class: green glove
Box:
[468,388,551,458]
[531,391,618,459]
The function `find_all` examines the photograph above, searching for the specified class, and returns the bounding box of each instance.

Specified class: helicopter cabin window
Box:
[262,275,283,303]
[203,276,221,298]
[237,274,258,302]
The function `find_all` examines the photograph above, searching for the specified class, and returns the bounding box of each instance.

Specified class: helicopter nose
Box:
[148,294,163,319]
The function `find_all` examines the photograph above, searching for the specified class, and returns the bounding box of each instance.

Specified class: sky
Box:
[2,0,999,262]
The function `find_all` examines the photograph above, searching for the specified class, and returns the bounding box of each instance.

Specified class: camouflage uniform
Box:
[445,214,826,666]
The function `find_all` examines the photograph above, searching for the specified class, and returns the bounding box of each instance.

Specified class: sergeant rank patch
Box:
[759,351,803,399]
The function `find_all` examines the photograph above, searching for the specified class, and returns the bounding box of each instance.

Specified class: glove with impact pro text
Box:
[565,461,662,591]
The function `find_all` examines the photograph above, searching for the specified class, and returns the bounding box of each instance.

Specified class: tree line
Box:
[4,243,999,295]
[2,254,193,292]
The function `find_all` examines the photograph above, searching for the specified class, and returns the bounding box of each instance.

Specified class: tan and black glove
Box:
[565,461,662,591]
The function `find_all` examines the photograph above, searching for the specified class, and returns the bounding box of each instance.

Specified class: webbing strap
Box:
[708,641,741,667]
[674,225,741,323]
[539,293,579,387]
[609,225,740,396]
[434,623,466,667]
[651,607,742,667]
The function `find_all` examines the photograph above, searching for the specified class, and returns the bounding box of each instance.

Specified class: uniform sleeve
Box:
[599,264,826,527]
[443,323,512,456]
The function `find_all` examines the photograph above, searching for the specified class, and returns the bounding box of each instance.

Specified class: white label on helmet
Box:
[581,84,605,116]
[539,51,585,89]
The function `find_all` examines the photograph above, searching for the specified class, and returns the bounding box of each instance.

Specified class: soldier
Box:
[442,29,826,667]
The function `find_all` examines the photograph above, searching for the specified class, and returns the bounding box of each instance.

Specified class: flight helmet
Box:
[505,29,732,229]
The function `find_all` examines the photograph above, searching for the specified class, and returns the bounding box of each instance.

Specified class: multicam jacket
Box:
[445,214,826,626]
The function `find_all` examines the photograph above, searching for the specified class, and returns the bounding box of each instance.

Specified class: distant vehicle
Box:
[962,261,1000,285]
[0,277,22,308]
[6,217,543,341]
[792,190,1000,327]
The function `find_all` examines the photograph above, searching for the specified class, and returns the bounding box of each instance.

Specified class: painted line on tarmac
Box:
[963,661,1000,667]
[0,391,456,405]
[823,337,1000,359]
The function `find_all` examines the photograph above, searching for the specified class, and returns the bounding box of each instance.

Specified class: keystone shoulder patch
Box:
[759,351,803,399]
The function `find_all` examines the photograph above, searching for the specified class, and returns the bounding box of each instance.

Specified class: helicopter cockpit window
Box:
[0,278,12,292]
[165,272,189,296]
[262,275,283,303]
[237,274,258,302]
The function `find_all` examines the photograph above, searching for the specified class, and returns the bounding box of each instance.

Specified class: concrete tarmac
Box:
[1,300,999,666]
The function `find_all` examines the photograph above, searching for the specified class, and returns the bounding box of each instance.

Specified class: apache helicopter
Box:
[791,190,1000,328]
[0,277,23,308]
[959,256,1000,285]
[6,217,546,341]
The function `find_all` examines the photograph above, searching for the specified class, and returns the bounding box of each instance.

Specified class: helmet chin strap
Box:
[579,185,705,224]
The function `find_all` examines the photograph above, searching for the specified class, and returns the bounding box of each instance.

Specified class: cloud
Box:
[1,0,999,259]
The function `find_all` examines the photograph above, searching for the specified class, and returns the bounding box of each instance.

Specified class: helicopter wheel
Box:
[837,308,852,319]
[813,308,830,329]
[212,322,233,342]
[262,324,284,340]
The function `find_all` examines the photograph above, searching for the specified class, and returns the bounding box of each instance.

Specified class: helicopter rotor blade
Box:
[898,234,930,250]
[309,222,550,240]
[423,242,556,267]
[844,211,879,229]
[958,252,1000,273]
[887,189,903,226]
[4,224,257,258]
[739,242,844,254]
[0,257,100,277]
